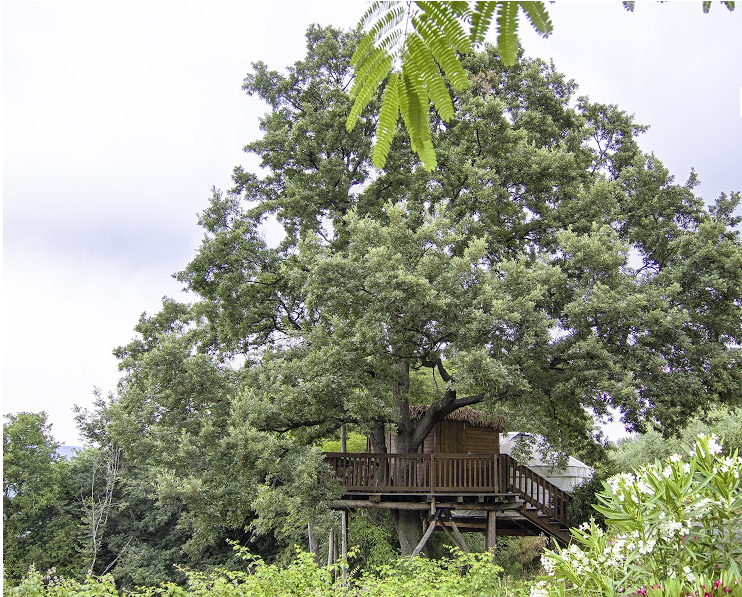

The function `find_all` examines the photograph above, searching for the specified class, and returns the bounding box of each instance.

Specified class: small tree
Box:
[3,412,83,581]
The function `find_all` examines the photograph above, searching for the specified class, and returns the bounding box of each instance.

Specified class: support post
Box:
[411,508,442,557]
[341,510,348,583]
[448,518,470,553]
[485,510,497,560]
[308,522,320,564]
[340,422,348,583]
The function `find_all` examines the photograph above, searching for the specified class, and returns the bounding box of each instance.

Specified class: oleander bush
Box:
[534,434,742,597]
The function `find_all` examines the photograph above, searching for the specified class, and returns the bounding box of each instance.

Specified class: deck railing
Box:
[323,453,503,494]
[323,452,572,528]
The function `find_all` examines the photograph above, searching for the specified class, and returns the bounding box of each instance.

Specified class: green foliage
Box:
[3,413,84,583]
[610,405,742,472]
[567,467,612,530]
[496,536,548,579]
[346,510,398,570]
[4,549,526,597]
[539,434,742,596]
[320,431,368,453]
[350,1,735,170]
[3,566,120,597]
[348,1,553,170]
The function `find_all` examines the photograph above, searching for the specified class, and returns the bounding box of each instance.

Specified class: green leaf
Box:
[623,1,636,12]
[519,2,553,37]
[496,1,520,66]
[399,67,436,170]
[470,1,499,45]
[352,3,406,69]
[346,49,393,131]
[416,1,473,54]
[414,15,469,90]
[372,72,401,169]
[407,33,456,121]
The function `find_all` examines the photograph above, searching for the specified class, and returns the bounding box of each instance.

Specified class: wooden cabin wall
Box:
[383,421,500,454]
[435,421,463,453]
[464,426,499,454]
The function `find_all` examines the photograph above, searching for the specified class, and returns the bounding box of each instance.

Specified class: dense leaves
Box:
[3,413,83,582]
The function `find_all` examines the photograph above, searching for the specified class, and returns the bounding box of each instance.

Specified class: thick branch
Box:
[409,389,484,450]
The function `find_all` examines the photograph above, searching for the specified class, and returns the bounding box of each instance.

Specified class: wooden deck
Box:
[324,452,573,543]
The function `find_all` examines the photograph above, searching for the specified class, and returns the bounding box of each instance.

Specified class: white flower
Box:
[707,435,722,455]
[670,453,681,463]
[635,479,651,495]
[683,463,690,474]
[531,580,549,597]
[683,566,696,583]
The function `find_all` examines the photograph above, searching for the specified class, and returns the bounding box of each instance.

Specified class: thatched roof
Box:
[408,405,506,431]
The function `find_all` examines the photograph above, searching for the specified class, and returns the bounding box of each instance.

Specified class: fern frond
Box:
[372,73,401,169]
[496,1,520,66]
[722,1,735,11]
[349,46,392,100]
[352,4,406,69]
[346,49,393,131]
[519,2,553,37]
[415,1,472,54]
[400,68,436,170]
[407,33,455,121]
[358,1,402,29]
[470,1,498,45]
[703,1,712,12]
[622,1,635,11]
[414,15,469,90]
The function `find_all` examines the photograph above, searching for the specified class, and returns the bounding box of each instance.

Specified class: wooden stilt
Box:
[485,510,497,560]
[440,522,464,551]
[341,510,348,583]
[308,522,319,564]
[448,518,470,553]
[327,528,335,567]
[411,509,442,557]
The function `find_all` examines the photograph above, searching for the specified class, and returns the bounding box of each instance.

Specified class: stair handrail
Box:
[498,454,572,528]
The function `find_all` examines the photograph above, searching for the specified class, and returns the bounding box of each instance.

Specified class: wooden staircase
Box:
[499,454,572,544]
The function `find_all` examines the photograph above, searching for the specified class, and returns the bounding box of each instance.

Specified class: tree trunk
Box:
[388,358,485,555]
[394,509,424,556]
[308,522,319,564]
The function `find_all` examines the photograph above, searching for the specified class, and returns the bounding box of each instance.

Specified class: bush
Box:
[497,536,548,579]
[536,434,742,597]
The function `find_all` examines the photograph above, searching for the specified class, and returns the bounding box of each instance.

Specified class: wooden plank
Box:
[440,522,465,552]
[341,510,348,583]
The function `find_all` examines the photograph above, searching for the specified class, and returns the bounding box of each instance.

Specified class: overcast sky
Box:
[3,2,741,446]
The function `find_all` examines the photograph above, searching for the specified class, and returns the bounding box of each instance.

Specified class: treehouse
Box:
[324,407,577,556]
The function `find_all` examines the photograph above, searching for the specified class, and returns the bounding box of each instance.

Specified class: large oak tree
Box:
[97,26,741,555]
